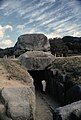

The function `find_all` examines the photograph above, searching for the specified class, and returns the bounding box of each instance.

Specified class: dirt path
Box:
[35,91,53,120]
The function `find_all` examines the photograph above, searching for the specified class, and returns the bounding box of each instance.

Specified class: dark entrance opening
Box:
[28,69,62,118]
[28,70,49,93]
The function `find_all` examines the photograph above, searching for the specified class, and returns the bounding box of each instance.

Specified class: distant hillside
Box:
[0,47,14,58]
[62,36,81,43]
[62,36,81,54]
[49,36,81,56]
[49,38,68,56]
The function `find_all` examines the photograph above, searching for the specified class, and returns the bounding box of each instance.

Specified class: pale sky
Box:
[0,0,81,48]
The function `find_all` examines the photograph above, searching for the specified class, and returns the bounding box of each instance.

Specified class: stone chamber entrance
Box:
[28,69,63,99]
[28,69,61,120]
[28,70,50,93]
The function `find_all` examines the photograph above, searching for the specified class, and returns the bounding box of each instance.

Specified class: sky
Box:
[0,0,81,48]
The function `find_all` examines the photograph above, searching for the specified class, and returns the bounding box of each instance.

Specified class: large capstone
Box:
[18,51,54,70]
[14,34,50,56]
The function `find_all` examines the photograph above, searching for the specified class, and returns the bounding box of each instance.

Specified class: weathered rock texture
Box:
[2,87,35,120]
[48,56,81,85]
[14,34,50,56]
[53,100,81,120]
[46,56,81,103]
[0,59,36,120]
[19,51,54,70]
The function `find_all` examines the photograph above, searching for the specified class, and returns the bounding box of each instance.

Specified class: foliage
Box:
[0,47,14,58]
[49,38,68,56]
